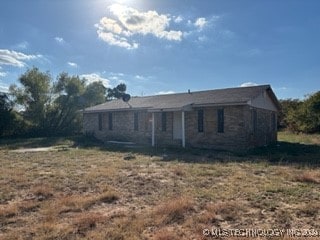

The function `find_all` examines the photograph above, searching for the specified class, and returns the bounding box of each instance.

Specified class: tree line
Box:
[279,91,320,133]
[0,67,127,137]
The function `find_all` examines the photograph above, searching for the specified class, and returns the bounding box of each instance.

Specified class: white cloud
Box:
[194,17,207,30]
[157,90,175,95]
[0,49,42,67]
[0,81,9,93]
[198,35,208,42]
[135,75,145,80]
[174,15,183,23]
[67,62,78,68]
[15,41,29,50]
[80,73,111,88]
[240,82,258,87]
[108,72,126,80]
[96,4,183,49]
[54,37,65,44]
[0,71,7,77]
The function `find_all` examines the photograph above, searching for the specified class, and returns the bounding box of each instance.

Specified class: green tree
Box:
[50,73,86,134]
[106,83,127,100]
[297,91,320,133]
[8,67,130,136]
[9,67,52,133]
[279,99,302,130]
[280,91,320,133]
[0,92,28,137]
[0,92,13,136]
[82,81,106,107]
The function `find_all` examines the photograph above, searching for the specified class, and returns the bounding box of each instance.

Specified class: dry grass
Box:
[1,136,320,239]
[153,228,179,240]
[295,171,320,184]
[154,196,194,225]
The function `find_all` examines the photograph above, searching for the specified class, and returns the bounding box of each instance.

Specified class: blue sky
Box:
[0,0,319,99]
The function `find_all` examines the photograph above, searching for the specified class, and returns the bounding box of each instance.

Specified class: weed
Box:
[275,209,292,228]
[297,203,320,217]
[205,201,242,222]
[30,184,54,201]
[154,196,194,225]
[172,166,186,177]
[73,212,106,235]
[0,203,19,218]
[295,171,320,184]
[96,191,120,204]
[153,228,179,240]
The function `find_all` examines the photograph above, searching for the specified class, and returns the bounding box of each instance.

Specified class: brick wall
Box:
[185,106,248,150]
[83,111,151,144]
[243,107,277,147]
[83,105,277,151]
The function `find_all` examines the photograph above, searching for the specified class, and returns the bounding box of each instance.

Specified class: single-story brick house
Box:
[83,85,280,151]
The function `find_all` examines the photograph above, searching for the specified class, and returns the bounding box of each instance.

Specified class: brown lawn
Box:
[0,134,320,239]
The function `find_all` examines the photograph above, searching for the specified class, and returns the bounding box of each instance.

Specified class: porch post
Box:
[152,112,155,147]
[182,111,185,148]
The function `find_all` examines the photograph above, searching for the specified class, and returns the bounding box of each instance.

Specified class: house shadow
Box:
[245,141,320,166]
[2,135,318,166]
[0,136,72,149]
[85,138,320,167]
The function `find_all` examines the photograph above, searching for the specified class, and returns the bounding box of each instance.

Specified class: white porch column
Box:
[152,112,155,147]
[182,111,185,148]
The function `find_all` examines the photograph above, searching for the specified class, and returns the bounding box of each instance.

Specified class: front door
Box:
[173,112,182,139]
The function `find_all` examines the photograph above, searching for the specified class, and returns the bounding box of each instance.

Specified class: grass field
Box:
[0,132,320,239]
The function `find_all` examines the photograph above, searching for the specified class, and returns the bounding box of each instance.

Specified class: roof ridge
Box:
[130,84,270,99]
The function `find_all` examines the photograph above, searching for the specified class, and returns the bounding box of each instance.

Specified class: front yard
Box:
[0,132,319,239]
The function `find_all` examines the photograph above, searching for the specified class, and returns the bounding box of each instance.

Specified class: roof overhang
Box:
[148,104,193,112]
[83,107,150,114]
[192,102,248,108]
[266,87,282,111]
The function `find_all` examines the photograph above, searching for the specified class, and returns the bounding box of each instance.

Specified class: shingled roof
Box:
[84,85,280,113]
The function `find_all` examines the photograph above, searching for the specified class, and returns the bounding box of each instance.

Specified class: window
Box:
[108,112,113,130]
[217,109,224,133]
[98,113,102,131]
[271,112,276,131]
[252,109,257,133]
[198,110,204,132]
[134,112,139,131]
[161,112,167,131]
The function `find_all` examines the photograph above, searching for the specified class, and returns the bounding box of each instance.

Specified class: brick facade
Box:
[83,105,277,151]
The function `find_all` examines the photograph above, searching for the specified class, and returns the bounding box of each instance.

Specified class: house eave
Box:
[148,104,193,112]
[192,102,248,108]
[83,107,150,114]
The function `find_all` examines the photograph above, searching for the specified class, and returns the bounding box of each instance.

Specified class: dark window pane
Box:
[98,113,102,131]
[108,112,113,130]
[162,112,167,131]
[252,109,257,133]
[134,112,139,131]
[217,109,224,133]
[198,110,204,132]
